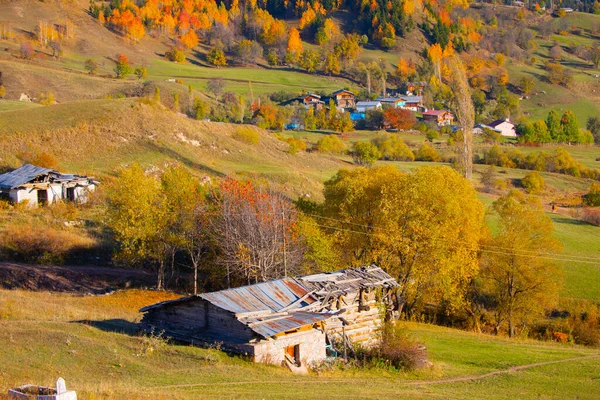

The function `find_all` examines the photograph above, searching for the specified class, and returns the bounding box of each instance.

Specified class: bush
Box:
[521,171,545,193]
[351,142,382,166]
[372,133,415,161]
[19,151,58,169]
[361,322,428,371]
[583,183,600,206]
[415,143,440,161]
[285,138,307,155]
[581,208,600,226]
[315,135,347,154]
[38,92,56,106]
[233,127,260,145]
[166,47,186,63]
[207,47,227,67]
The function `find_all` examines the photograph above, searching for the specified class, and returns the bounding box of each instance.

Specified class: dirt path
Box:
[0,262,156,293]
[149,354,600,390]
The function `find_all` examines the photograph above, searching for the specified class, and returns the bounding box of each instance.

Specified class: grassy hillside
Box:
[0,289,598,399]
[0,98,345,199]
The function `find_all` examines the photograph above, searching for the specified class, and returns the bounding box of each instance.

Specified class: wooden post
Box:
[343,325,347,361]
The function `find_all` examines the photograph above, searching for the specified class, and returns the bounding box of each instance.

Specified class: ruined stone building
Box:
[140,265,398,367]
[0,164,97,206]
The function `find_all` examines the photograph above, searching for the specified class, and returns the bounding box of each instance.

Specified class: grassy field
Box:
[0,289,598,399]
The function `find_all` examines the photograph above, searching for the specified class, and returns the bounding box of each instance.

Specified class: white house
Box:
[0,164,97,207]
[487,118,517,137]
[355,101,382,113]
[473,124,503,136]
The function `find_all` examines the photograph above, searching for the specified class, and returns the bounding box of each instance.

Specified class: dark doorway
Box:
[66,187,75,201]
[37,190,48,205]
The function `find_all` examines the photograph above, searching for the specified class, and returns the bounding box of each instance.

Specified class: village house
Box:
[140,265,399,368]
[301,93,325,111]
[399,96,423,111]
[487,118,517,137]
[421,110,455,126]
[355,101,382,113]
[331,89,356,110]
[405,82,427,95]
[0,164,97,206]
[375,97,407,109]
[473,124,502,136]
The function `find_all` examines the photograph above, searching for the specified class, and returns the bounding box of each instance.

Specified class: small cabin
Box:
[0,164,97,207]
[140,265,399,367]
[332,90,356,110]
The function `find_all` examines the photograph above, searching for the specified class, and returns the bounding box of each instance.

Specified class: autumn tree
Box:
[84,59,99,75]
[207,47,227,66]
[213,179,304,285]
[351,142,382,166]
[114,53,132,79]
[161,167,210,294]
[286,27,303,65]
[134,66,148,80]
[519,76,535,95]
[324,52,341,75]
[448,55,474,180]
[180,29,199,49]
[479,191,561,337]
[383,108,416,130]
[107,164,168,289]
[235,39,263,65]
[322,166,484,315]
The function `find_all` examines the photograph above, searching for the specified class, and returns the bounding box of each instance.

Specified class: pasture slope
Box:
[0,289,599,399]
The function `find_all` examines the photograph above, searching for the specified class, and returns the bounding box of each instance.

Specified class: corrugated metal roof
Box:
[199,277,316,314]
[247,312,331,338]
[400,96,422,103]
[0,164,55,189]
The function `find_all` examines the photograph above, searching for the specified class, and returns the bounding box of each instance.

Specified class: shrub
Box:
[415,143,440,161]
[207,47,227,67]
[351,142,381,166]
[233,127,260,145]
[285,138,307,155]
[38,92,56,106]
[583,182,600,206]
[315,135,347,154]
[84,59,98,75]
[19,151,58,169]
[372,133,415,161]
[166,46,186,63]
[581,208,600,226]
[521,171,545,193]
[134,66,148,80]
[361,322,428,371]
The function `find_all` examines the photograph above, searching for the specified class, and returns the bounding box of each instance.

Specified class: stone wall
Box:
[252,329,326,366]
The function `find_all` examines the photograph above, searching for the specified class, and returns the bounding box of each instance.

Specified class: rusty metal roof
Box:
[245,312,331,338]
[199,277,316,314]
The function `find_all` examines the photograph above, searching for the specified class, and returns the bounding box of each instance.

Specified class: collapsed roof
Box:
[140,265,398,339]
[0,164,96,190]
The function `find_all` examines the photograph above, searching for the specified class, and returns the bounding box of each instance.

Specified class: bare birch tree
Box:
[214,180,304,286]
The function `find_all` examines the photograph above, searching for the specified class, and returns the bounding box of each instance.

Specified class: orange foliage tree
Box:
[383,108,417,130]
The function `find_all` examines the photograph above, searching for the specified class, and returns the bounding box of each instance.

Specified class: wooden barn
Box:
[140,265,398,367]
